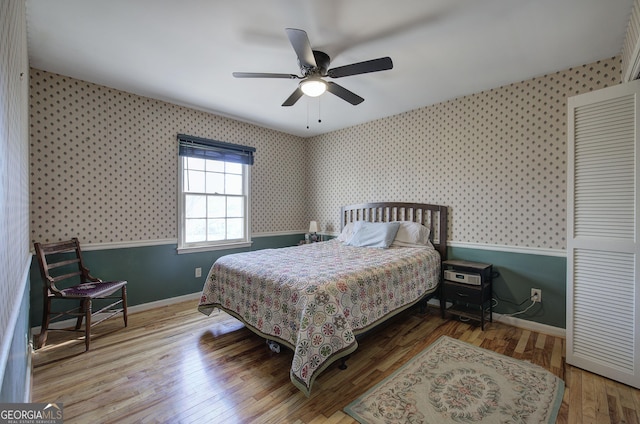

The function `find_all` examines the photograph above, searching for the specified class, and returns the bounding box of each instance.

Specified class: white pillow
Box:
[391,221,431,247]
[337,222,356,242]
[346,221,401,248]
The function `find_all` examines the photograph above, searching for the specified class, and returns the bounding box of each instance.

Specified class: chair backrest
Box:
[34,238,92,296]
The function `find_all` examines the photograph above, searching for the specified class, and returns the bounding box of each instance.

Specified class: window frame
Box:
[176,136,253,254]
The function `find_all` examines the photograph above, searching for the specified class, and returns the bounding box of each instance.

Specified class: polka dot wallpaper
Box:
[29,69,307,244]
[30,57,621,250]
[306,57,622,250]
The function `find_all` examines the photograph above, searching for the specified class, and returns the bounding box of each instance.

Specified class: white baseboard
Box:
[426,298,565,338]
[31,292,565,343]
[493,312,565,338]
[126,292,202,314]
[30,292,202,335]
[25,344,32,402]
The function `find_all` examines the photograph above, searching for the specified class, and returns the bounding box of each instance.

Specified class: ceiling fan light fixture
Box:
[300,78,327,97]
[234,28,392,106]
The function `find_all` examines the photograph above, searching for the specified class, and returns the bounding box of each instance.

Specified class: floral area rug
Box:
[344,336,564,424]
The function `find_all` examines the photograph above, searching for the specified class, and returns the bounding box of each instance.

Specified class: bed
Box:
[198,202,448,395]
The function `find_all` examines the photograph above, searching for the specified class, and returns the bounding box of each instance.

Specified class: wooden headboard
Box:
[341,202,448,259]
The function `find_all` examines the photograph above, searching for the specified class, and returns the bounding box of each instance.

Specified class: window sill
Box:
[177,241,253,255]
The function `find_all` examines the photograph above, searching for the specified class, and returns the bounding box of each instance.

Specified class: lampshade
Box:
[309,221,319,233]
[300,78,327,97]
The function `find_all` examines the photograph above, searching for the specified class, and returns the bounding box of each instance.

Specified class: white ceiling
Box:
[25,0,633,138]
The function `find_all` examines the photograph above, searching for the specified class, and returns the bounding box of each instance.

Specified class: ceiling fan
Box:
[232,28,393,107]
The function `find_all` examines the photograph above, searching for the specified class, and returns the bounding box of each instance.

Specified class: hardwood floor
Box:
[32,300,640,423]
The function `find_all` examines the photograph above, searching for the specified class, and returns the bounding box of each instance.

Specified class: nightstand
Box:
[440,260,493,330]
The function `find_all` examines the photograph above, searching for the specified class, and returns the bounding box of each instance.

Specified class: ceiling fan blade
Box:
[326,82,364,105]
[285,28,317,70]
[327,57,393,78]
[282,87,304,106]
[233,72,298,79]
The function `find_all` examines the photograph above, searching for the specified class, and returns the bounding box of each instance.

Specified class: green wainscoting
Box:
[448,246,567,328]
[29,238,567,330]
[29,234,304,328]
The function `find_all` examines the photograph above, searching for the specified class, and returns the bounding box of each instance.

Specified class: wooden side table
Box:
[440,259,493,330]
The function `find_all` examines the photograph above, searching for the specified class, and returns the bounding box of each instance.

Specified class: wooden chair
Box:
[34,238,128,351]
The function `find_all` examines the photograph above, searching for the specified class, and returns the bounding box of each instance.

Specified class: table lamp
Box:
[309,221,319,242]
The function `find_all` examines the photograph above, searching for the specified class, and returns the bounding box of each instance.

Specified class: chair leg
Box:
[75,299,85,330]
[37,296,52,349]
[122,286,128,327]
[84,298,92,351]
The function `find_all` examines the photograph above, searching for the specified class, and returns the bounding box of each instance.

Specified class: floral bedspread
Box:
[197,239,441,395]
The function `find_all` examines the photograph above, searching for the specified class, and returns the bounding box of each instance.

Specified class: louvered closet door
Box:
[567,80,640,389]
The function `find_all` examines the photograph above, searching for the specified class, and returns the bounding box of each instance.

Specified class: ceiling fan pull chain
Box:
[306,99,310,129]
[318,98,322,123]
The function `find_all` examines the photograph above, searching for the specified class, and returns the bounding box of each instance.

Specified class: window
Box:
[177,134,255,253]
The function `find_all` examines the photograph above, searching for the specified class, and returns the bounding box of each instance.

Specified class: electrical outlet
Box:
[195,267,202,278]
[531,288,542,303]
